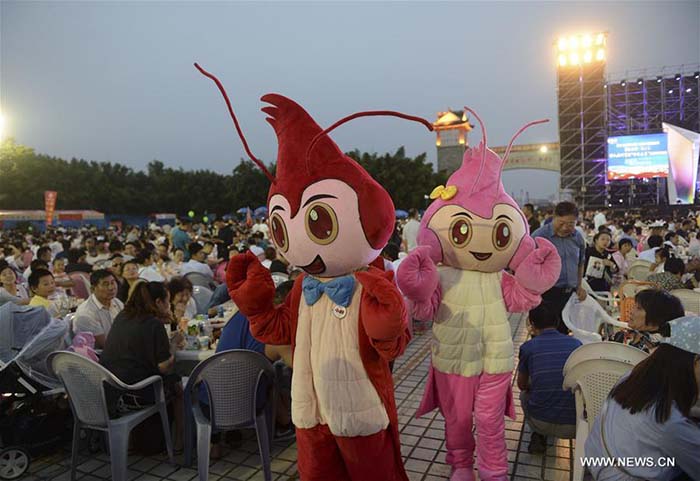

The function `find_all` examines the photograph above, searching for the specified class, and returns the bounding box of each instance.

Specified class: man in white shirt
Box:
[180,242,214,277]
[593,209,607,230]
[136,251,165,282]
[73,270,123,348]
[401,208,421,252]
[638,235,664,262]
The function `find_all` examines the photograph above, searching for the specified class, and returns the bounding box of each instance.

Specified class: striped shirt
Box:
[518,329,582,424]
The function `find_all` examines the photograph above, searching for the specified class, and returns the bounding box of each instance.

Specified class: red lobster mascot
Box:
[196,63,433,481]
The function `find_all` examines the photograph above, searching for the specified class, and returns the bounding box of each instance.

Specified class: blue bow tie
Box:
[302,275,356,308]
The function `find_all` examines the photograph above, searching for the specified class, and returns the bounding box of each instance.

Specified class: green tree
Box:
[0,139,443,215]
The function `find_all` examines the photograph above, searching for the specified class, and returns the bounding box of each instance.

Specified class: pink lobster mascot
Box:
[196,63,434,481]
[397,108,562,481]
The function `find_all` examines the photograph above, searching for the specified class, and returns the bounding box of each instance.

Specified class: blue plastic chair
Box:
[183,350,275,481]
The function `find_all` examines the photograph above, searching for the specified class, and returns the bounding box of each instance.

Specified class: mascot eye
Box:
[449,218,472,247]
[493,221,512,250]
[305,202,339,245]
[270,213,289,253]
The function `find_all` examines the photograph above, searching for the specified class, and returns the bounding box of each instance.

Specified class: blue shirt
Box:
[205,283,230,311]
[518,329,582,425]
[532,222,586,289]
[217,311,265,355]
[171,227,191,260]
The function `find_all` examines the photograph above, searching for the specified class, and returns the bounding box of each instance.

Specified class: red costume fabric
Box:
[196,63,433,480]
[227,253,410,480]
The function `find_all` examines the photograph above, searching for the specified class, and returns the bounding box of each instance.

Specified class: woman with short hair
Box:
[613,289,685,352]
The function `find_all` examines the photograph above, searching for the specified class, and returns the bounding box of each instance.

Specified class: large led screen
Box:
[607,133,669,180]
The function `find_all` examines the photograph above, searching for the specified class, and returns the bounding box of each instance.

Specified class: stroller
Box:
[0,303,72,480]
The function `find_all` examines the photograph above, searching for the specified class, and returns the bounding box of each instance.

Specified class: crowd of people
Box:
[1,200,699,480]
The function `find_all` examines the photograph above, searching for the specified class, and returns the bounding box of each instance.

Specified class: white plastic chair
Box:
[184,272,218,291]
[183,350,276,481]
[669,289,700,314]
[627,260,652,281]
[562,294,628,344]
[192,285,214,315]
[580,278,617,313]
[48,351,174,481]
[562,343,647,481]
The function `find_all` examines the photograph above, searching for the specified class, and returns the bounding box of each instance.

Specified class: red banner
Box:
[44,191,57,226]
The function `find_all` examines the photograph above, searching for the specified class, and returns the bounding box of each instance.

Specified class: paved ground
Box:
[24,313,575,481]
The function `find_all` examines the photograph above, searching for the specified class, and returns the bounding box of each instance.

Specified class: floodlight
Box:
[558,54,567,67]
[583,50,593,63]
[675,73,682,81]
[595,49,605,61]
[582,35,592,47]
[620,80,626,87]
[596,33,605,45]
[656,76,663,83]
[558,38,567,51]
[569,36,579,49]
[637,78,644,85]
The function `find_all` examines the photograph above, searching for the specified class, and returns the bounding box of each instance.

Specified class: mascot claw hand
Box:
[396,246,439,301]
[513,237,561,295]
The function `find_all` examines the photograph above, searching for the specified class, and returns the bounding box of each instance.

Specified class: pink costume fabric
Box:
[397,108,561,481]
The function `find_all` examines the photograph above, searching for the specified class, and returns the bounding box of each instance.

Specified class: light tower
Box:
[556,32,608,208]
[434,110,472,174]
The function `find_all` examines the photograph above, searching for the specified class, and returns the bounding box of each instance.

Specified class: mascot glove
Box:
[226,250,275,316]
[356,269,407,341]
[513,237,562,295]
[396,246,440,302]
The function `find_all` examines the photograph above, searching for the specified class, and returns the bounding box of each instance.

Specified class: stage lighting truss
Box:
[556,32,607,68]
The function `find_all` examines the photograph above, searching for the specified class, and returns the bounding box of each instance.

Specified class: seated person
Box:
[612,289,684,352]
[167,276,197,322]
[52,256,75,291]
[611,238,633,283]
[136,250,165,282]
[205,282,231,316]
[585,317,700,481]
[517,302,582,453]
[647,257,686,292]
[23,246,52,280]
[649,245,671,274]
[261,247,277,269]
[73,269,124,348]
[180,242,213,278]
[117,260,142,303]
[638,234,663,263]
[65,248,93,274]
[0,260,29,306]
[101,281,185,451]
[28,268,60,317]
[206,281,295,458]
[216,280,293,367]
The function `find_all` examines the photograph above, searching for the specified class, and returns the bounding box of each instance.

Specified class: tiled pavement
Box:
[26,313,575,481]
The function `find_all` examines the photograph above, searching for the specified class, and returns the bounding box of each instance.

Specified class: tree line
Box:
[0,139,448,216]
